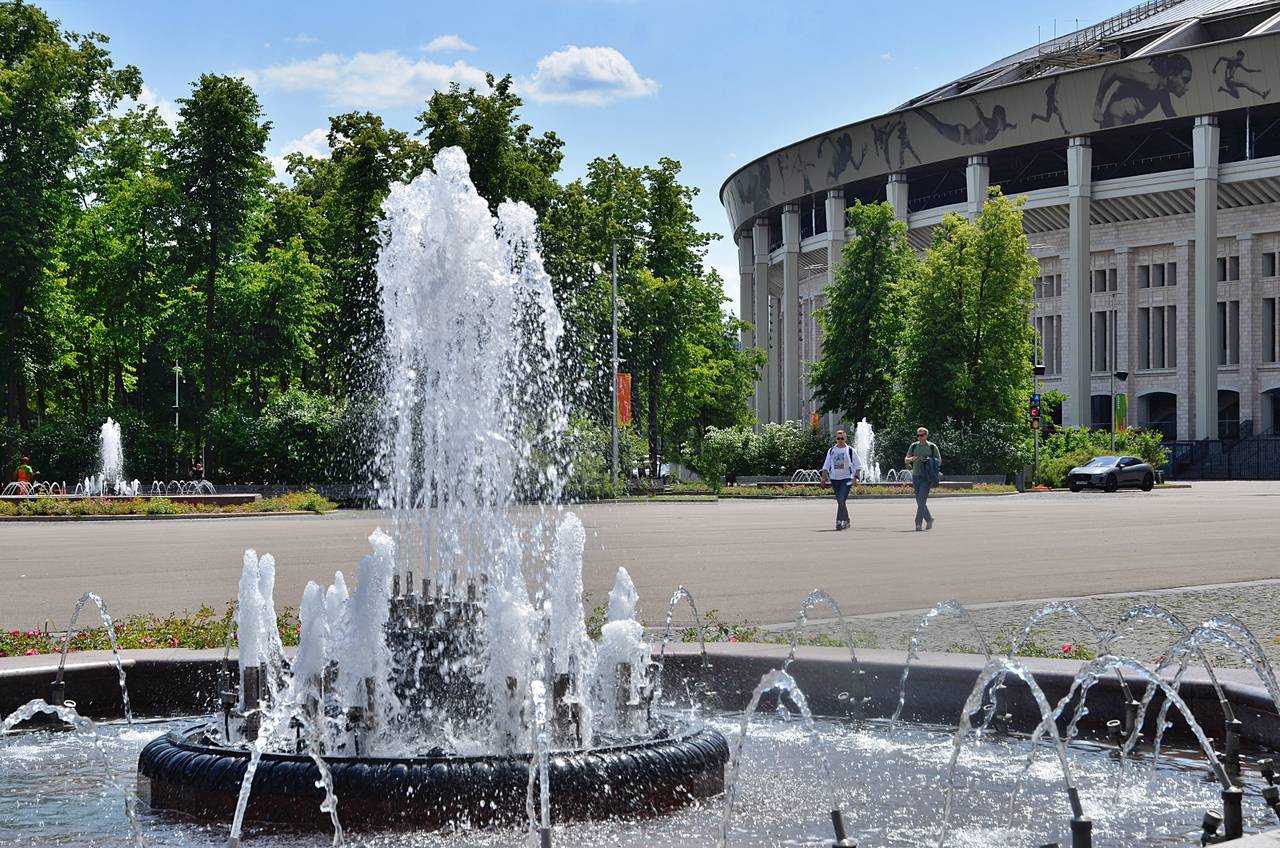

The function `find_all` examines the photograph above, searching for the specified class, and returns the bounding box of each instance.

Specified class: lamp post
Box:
[172,361,182,431]
[611,241,619,485]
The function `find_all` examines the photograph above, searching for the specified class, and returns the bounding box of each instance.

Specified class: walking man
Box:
[14,455,34,495]
[904,427,941,531]
[821,430,863,530]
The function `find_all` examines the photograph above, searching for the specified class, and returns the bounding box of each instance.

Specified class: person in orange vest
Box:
[14,455,35,494]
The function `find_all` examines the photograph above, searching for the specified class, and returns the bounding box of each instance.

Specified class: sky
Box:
[42,0,1123,318]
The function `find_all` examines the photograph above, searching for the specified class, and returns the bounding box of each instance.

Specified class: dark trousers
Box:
[831,478,852,525]
[913,476,933,526]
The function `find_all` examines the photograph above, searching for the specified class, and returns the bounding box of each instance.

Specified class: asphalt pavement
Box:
[1,481,1276,630]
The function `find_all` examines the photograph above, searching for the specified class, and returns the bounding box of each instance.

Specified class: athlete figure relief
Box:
[917,97,1017,145]
[775,148,817,195]
[1092,54,1193,127]
[872,117,921,170]
[734,158,773,215]
[1214,50,1270,100]
[817,131,868,183]
[1030,78,1068,134]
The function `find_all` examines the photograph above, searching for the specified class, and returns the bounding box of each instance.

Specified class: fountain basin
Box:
[137,721,727,828]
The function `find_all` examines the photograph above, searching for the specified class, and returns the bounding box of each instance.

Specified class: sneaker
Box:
[915,524,922,531]
[926,518,934,530]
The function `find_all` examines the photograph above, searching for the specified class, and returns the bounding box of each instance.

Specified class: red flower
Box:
[728,636,738,643]
[1062,643,1073,653]
[7,629,18,637]
[167,637,179,648]
[24,648,37,656]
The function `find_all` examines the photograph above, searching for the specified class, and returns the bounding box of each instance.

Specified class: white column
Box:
[886,172,909,223]
[1193,116,1221,439]
[752,217,771,424]
[821,190,846,431]
[781,203,801,422]
[1066,137,1092,428]
[825,189,847,275]
[737,233,754,352]
[966,155,990,219]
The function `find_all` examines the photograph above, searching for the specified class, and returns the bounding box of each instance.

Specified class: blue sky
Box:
[43,0,1120,317]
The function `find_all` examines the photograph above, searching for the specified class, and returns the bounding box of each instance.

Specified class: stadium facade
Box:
[722,0,1280,443]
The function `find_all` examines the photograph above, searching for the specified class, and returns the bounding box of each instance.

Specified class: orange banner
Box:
[617,373,632,426]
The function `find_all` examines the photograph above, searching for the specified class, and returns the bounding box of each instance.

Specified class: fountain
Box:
[83,418,140,497]
[133,148,728,835]
[8,151,1280,847]
[852,418,881,484]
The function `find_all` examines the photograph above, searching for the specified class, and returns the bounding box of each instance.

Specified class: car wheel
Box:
[1104,474,1118,493]
[1141,473,1154,492]
[1069,482,1082,493]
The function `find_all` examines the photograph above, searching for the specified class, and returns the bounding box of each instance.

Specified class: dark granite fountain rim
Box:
[0,641,1272,693]
[159,717,716,764]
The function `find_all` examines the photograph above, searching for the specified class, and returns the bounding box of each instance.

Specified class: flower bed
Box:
[0,489,335,517]
[0,604,299,658]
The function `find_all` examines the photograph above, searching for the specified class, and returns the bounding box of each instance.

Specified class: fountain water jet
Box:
[137,148,728,837]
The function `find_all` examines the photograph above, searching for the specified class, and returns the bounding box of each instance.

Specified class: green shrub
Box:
[143,498,184,515]
[693,421,830,482]
[874,417,1028,476]
[563,417,645,500]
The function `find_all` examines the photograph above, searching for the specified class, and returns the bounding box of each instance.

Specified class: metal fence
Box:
[1163,436,1280,480]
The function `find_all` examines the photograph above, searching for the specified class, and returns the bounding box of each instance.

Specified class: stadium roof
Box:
[897,0,1280,109]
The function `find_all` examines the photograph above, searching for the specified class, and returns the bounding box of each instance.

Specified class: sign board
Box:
[617,373,632,426]
[1114,393,1128,431]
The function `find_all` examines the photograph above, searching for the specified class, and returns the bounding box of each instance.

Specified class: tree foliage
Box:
[897,191,1037,431]
[0,9,758,487]
[810,201,910,426]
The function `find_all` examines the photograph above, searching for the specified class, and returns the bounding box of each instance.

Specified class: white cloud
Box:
[881,52,892,61]
[521,46,657,106]
[270,126,331,178]
[135,84,178,126]
[287,33,320,45]
[246,51,488,108]
[422,34,476,53]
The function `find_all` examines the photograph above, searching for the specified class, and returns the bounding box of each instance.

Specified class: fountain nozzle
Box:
[829,808,856,847]
[1223,718,1243,785]
[1262,785,1280,822]
[538,825,552,848]
[1065,788,1091,848]
[1200,810,1223,845]
[1260,757,1276,785]
[1106,718,1123,748]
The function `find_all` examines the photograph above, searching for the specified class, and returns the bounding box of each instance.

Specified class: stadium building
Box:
[722,0,1280,451]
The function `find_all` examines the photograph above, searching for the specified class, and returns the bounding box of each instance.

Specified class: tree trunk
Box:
[4,277,26,431]
[648,357,660,479]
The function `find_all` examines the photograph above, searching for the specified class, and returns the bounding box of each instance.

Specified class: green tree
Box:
[170,73,271,416]
[288,112,427,394]
[0,0,139,445]
[416,73,563,218]
[61,106,177,415]
[898,189,1037,430]
[809,201,911,426]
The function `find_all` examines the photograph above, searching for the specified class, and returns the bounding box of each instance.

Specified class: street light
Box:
[593,246,621,486]
[610,241,619,486]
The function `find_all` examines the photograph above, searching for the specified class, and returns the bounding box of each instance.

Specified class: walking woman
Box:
[821,430,863,530]
[904,427,941,531]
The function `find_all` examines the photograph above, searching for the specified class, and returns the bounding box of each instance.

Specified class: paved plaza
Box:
[1,482,1278,643]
